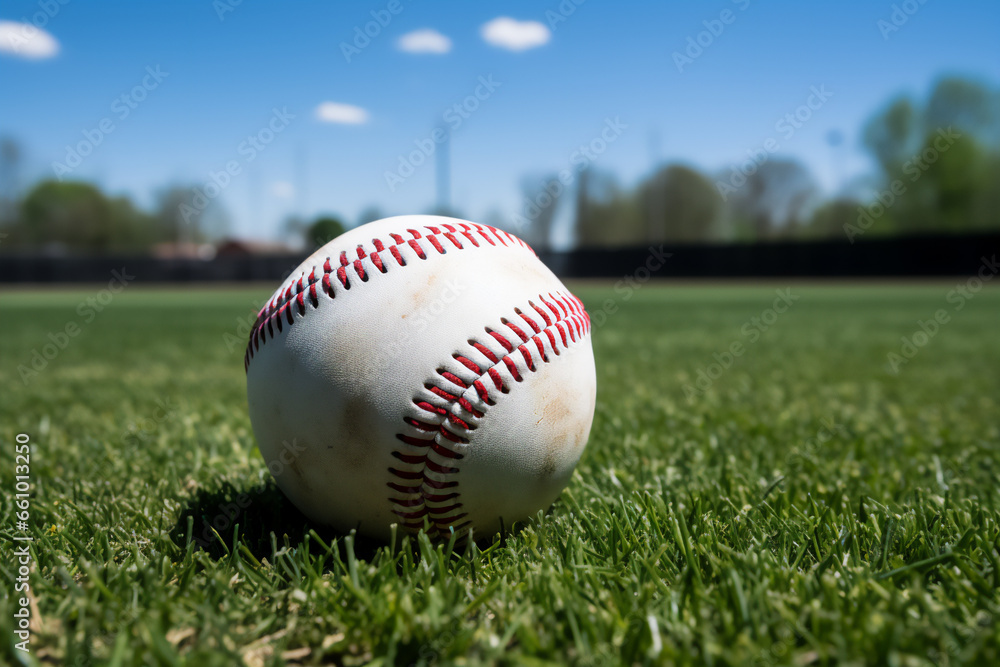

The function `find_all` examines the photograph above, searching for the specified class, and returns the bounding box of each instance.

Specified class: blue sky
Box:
[2,0,998,243]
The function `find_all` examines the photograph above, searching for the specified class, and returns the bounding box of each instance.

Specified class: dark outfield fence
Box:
[1,233,997,283]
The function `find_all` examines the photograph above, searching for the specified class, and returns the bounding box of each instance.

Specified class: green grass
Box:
[1,283,999,666]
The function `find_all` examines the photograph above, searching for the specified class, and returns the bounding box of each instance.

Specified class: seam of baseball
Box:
[387,290,591,537]
[243,222,532,371]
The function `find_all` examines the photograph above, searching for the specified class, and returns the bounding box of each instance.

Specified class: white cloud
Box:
[0,21,60,59]
[480,17,550,52]
[397,29,451,54]
[270,181,295,199]
[315,102,369,125]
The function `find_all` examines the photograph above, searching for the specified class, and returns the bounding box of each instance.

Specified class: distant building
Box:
[215,239,297,256]
[151,242,216,260]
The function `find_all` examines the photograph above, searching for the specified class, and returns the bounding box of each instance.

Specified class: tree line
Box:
[1,76,997,253]
[518,76,1000,249]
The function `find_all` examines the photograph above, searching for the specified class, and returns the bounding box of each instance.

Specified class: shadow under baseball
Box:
[168,479,526,573]
[168,480,387,565]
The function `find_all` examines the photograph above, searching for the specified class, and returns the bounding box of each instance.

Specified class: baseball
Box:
[245,215,596,540]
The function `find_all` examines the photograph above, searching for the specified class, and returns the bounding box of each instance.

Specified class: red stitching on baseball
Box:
[471,341,499,363]
[488,367,505,391]
[472,380,491,404]
[502,356,522,381]
[453,355,481,374]
[385,291,589,537]
[515,307,540,333]
[530,300,552,326]
[396,434,434,447]
[428,385,457,402]
[354,259,368,281]
[427,235,446,254]
[408,239,426,259]
[501,317,529,342]
[439,371,467,388]
[518,344,534,371]
[488,330,513,352]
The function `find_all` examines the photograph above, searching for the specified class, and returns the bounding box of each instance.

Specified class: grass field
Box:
[2,282,999,666]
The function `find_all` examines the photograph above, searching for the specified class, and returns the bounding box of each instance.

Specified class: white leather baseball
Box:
[245,215,596,540]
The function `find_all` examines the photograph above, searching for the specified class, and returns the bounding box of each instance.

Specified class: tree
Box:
[0,137,23,229]
[155,185,229,244]
[862,97,921,173]
[860,76,1000,235]
[306,215,346,250]
[804,199,864,240]
[726,159,821,240]
[515,173,565,250]
[17,180,155,252]
[573,167,646,247]
[640,165,723,242]
[925,77,998,143]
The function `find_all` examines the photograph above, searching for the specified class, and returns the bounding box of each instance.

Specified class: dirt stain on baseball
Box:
[407,271,440,313]
[540,447,559,480]
[536,392,576,480]
[341,394,378,471]
[285,443,310,492]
